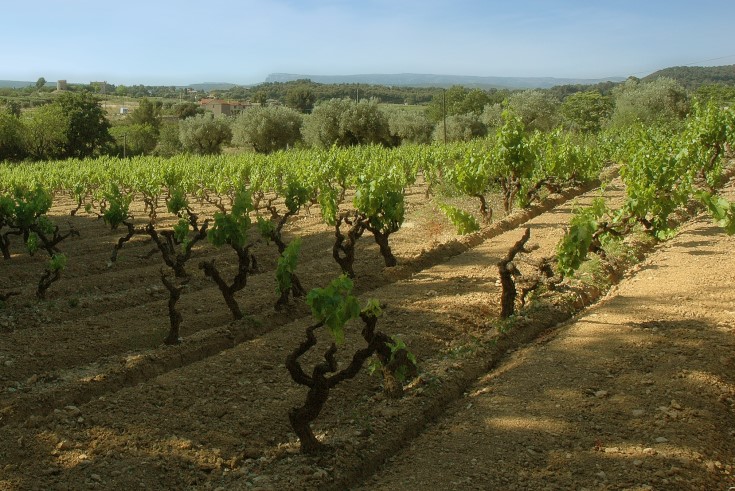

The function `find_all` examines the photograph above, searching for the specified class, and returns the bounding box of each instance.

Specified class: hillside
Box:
[643,64,735,89]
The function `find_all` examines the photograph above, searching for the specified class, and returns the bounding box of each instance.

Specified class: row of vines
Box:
[1,103,733,452]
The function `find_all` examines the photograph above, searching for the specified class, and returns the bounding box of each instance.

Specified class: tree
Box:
[178,113,232,155]
[286,87,316,113]
[154,121,184,157]
[386,108,434,144]
[128,98,162,133]
[0,107,25,161]
[432,113,487,142]
[303,98,391,148]
[426,86,494,122]
[608,77,689,129]
[506,90,561,132]
[561,91,613,133]
[35,77,47,90]
[22,103,69,160]
[110,123,158,156]
[339,99,391,146]
[252,91,268,105]
[53,91,113,158]
[169,102,203,120]
[232,105,303,153]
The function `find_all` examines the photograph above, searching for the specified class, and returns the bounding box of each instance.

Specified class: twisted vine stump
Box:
[199,244,253,320]
[160,270,185,345]
[498,227,535,318]
[333,212,367,279]
[285,310,385,454]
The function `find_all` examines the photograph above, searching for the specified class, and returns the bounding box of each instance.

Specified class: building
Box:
[199,98,250,116]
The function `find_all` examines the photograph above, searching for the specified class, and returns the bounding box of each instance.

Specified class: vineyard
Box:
[1,104,734,489]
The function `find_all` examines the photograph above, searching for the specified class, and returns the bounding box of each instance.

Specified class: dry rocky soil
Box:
[0,174,733,490]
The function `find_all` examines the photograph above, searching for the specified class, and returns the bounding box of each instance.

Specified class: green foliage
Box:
[0,106,26,161]
[49,253,67,272]
[179,113,232,155]
[438,204,480,235]
[561,91,613,133]
[232,105,303,153]
[173,218,191,248]
[101,183,132,229]
[608,77,689,129]
[166,187,189,216]
[285,86,316,113]
[276,237,301,295]
[208,187,253,248]
[318,185,339,226]
[110,123,158,156]
[153,122,184,157]
[506,89,561,132]
[353,175,405,235]
[557,198,607,277]
[680,100,734,185]
[697,191,735,235]
[619,125,692,236]
[284,180,311,214]
[53,91,113,158]
[643,65,735,91]
[306,275,362,344]
[385,336,418,382]
[426,86,499,122]
[433,113,487,142]
[11,185,53,230]
[22,103,69,160]
[303,99,391,148]
[128,98,162,133]
[386,108,433,145]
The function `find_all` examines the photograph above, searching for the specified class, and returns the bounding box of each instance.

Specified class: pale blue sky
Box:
[3,0,734,85]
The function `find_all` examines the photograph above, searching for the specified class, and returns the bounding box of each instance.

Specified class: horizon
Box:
[3,0,735,86]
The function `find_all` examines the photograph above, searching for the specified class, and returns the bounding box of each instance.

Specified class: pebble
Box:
[655,437,668,444]
[632,409,645,417]
[594,390,609,398]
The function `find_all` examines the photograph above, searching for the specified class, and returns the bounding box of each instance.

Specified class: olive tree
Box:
[302,99,391,148]
[232,105,303,153]
[179,114,232,155]
[386,108,433,145]
[607,77,689,129]
[433,113,487,142]
[506,90,561,132]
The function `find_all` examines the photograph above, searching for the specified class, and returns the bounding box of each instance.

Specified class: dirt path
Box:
[356,211,735,489]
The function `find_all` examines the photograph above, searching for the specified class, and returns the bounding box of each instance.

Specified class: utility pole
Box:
[443,88,447,145]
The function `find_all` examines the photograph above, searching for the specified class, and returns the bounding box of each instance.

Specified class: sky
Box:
[2,0,735,86]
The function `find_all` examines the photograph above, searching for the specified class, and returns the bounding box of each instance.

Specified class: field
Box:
[1,166,732,490]
[1,104,734,489]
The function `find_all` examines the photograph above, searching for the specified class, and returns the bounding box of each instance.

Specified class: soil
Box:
[0,173,733,490]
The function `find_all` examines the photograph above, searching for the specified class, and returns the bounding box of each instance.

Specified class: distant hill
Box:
[643,65,735,90]
[186,82,240,92]
[265,73,625,89]
[0,80,35,88]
